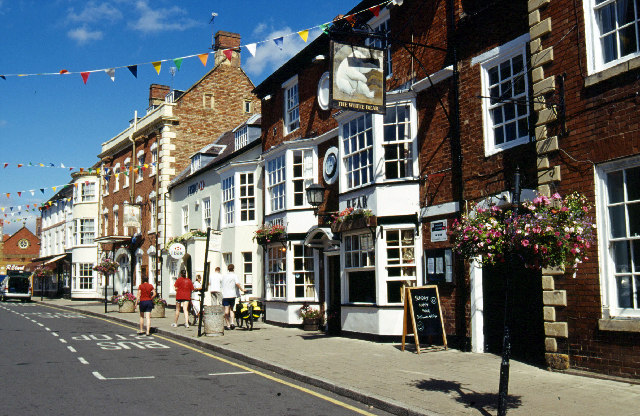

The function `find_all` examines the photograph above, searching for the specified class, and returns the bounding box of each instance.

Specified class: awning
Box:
[94,235,131,244]
[44,254,67,265]
[304,226,340,250]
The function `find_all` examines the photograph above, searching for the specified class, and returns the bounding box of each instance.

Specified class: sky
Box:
[0,0,360,235]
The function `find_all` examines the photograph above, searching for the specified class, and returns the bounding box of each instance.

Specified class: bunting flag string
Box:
[0,0,393,81]
[0,161,155,176]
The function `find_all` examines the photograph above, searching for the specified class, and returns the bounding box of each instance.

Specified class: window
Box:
[102,175,109,195]
[283,76,300,135]
[222,176,235,226]
[76,219,95,245]
[244,100,252,113]
[293,244,315,298]
[81,182,96,202]
[385,229,417,303]
[267,245,286,299]
[181,205,189,234]
[103,212,109,236]
[481,42,529,155]
[114,163,120,191]
[203,92,214,109]
[292,150,313,206]
[585,0,640,72]
[202,197,212,229]
[597,157,640,316]
[242,252,253,294]
[137,152,145,181]
[239,173,255,222]
[223,252,233,269]
[342,114,373,190]
[366,15,392,77]
[235,126,248,151]
[149,197,157,231]
[150,143,158,176]
[191,154,201,174]
[267,155,286,213]
[384,103,413,179]
[75,263,94,290]
[124,159,130,188]
[67,224,73,247]
[170,260,179,293]
[114,208,119,234]
[344,233,375,303]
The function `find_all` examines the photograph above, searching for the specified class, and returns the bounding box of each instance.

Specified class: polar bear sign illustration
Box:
[330,41,386,114]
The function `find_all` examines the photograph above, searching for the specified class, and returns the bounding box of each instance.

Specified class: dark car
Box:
[1,273,32,302]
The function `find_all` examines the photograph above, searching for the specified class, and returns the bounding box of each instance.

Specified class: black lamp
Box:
[306,183,325,215]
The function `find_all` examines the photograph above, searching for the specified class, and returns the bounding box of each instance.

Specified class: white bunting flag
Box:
[245,43,257,57]
[105,68,115,82]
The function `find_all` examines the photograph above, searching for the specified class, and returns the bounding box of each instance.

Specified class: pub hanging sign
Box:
[330,41,386,114]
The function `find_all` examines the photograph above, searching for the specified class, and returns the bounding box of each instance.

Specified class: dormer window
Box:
[191,154,201,174]
[235,126,248,151]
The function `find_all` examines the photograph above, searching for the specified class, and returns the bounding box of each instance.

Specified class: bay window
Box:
[267,155,286,213]
[292,149,313,206]
[222,176,235,226]
[267,245,287,299]
[383,103,412,179]
[342,113,374,190]
[293,244,315,298]
[344,232,375,303]
[81,182,96,202]
[385,229,417,303]
[75,219,95,245]
[74,263,94,290]
[239,173,255,222]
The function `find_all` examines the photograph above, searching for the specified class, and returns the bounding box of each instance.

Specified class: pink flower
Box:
[552,193,561,199]
[521,240,530,247]
[561,206,569,212]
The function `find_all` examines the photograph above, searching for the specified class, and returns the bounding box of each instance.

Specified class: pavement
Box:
[35,298,639,416]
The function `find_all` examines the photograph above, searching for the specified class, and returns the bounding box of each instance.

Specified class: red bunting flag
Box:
[59,69,69,74]
[3,163,7,168]
[5,194,9,198]
[81,72,90,84]
[223,49,233,61]
[17,192,21,197]
[369,5,380,16]
[346,15,356,26]
[17,164,22,168]
[79,167,84,173]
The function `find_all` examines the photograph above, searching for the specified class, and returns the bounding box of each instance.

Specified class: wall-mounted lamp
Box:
[263,94,272,101]
[306,183,325,216]
[312,55,326,63]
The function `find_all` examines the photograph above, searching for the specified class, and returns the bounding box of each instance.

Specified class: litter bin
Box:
[203,304,225,336]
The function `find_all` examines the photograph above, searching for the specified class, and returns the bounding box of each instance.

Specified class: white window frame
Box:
[75,263,94,290]
[238,173,255,223]
[191,154,201,174]
[341,113,374,191]
[267,154,286,214]
[266,245,286,299]
[81,182,96,202]
[222,176,235,226]
[137,151,145,182]
[584,0,640,74]
[291,149,314,208]
[123,158,131,188]
[202,197,212,229]
[366,9,392,78]
[292,243,315,299]
[113,206,119,235]
[383,228,417,304]
[478,36,530,156]
[343,231,376,304]
[383,102,415,180]
[181,205,189,234]
[76,218,95,245]
[103,211,109,236]
[235,126,248,151]
[114,163,121,192]
[150,143,158,177]
[596,155,640,318]
[283,75,300,135]
[242,251,253,295]
[149,195,157,232]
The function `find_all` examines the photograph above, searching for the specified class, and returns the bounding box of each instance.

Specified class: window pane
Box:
[613,241,631,273]
[628,203,640,236]
[620,25,638,57]
[602,33,618,63]
[597,4,616,33]
[617,0,636,25]
[609,205,626,238]
[488,66,499,85]
[608,171,624,203]
[627,167,640,201]
[492,108,503,124]
[616,275,633,308]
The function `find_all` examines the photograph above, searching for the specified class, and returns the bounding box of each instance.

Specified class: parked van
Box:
[1,272,32,302]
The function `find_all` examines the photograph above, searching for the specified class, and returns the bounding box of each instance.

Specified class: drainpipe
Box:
[155,130,161,296]
[129,111,137,293]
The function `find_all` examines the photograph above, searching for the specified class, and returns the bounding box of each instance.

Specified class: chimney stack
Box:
[149,84,170,108]
[214,31,242,67]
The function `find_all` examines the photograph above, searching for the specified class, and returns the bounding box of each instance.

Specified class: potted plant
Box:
[113,292,136,313]
[150,297,167,318]
[330,208,375,233]
[253,224,286,245]
[299,302,322,331]
[451,192,596,270]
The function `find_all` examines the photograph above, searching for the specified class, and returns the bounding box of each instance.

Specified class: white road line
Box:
[67,346,76,353]
[59,339,67,344]
[45,327,50,331]
[51,332,59,337]
[78,357,89,365]
[37,323,43,326]
[208,371,253,376]
[92,371,155,381]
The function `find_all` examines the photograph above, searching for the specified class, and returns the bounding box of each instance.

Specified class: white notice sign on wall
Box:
[430,219,448,242]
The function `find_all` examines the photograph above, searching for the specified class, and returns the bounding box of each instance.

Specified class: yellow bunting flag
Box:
[198,53,209,67]
[52,187,57,192]
[152,61,161,75]
[298,30,309,42]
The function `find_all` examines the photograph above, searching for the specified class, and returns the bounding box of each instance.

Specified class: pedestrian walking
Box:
[173,269,194,328]
[135,276,156,336]
[221,264,244,330]
[209,266,223,306]
[191,274,203,323]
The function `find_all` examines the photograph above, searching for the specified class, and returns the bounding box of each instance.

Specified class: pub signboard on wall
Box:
[330,41,386,114]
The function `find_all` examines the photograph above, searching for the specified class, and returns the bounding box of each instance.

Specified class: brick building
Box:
[0,225,40,275]
[97,30,260,299]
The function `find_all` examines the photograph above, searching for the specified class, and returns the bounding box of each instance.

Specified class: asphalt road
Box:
[0,301,392,416]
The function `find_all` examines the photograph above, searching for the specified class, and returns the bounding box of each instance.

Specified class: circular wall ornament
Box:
[317,72,330,111]
[323,146,339,185]
[18,239,30,249]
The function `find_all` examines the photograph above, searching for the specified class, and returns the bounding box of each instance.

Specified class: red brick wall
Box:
[539,0,640,378]
[2,227,40,258]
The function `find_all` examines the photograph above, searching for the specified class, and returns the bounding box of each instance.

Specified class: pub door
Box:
[327,255,341,335]
[482,262,545,365]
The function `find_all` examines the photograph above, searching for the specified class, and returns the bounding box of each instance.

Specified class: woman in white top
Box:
[191,275,203,319]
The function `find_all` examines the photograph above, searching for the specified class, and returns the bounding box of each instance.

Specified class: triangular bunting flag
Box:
[198,53,209,67]
[0,76,5,80]
[17,192,21,197]
[29,190,34,196]
[320,23,330,34]
[49,163,55,167]
[5,194,9,198]
[128,65,138,78]
[38,163,43,167]
[245,43,257,57]
[59,69,69,74]
[274,37,283,50]
[105,68,115,81]
[298,30,309,42]
[223,49,233,61]
[173,58,183,70]
[17,164,22,168]
[3,163,7,168]
[81,72,90,84]
[1,208,4,212]
[345,15,356,26]
[369,5,380,17]
[61,163,65,168]
[9,207,13,212]
[152,61,161,75]
[52,187,57,192]
[79,167,84,173]
[40,189,45,194]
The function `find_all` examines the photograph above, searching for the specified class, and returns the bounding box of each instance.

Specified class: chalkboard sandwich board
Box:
[401,285,447,353]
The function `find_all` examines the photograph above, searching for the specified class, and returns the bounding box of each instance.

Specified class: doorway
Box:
[482,262,545,365]
[327,255,341,335]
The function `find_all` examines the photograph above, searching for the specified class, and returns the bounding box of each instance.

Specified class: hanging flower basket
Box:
[451,192,596,271]
[253,224,286,245]
[33,266,53,279]
[93,259,119,276]
[330,208,376,233]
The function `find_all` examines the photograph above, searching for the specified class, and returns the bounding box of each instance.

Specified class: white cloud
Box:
[128,1,199,34]
[68,26,104,45]
[252,22,268,37]
[67,2,122,24]
[243,27,322,79]
[0,120,7,127]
